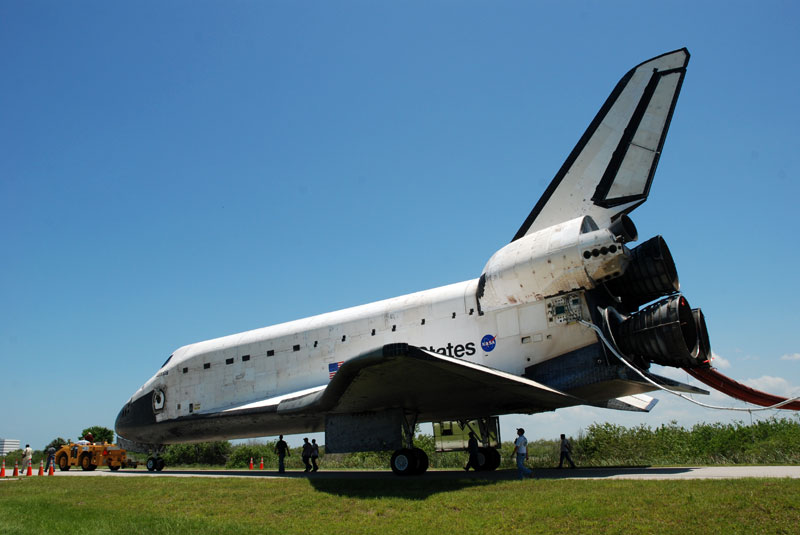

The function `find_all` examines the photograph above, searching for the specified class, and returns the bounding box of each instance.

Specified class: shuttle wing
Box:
[513,48,690,241]
[276,344,582,420]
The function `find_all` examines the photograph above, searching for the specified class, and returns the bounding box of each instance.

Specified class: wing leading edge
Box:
[513,48,690,241]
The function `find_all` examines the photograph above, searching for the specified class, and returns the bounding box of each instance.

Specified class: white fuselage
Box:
[131,279,598,428]
[128,216,622,436]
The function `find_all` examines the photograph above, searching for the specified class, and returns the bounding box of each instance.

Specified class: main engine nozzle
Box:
[609,294,711,369]
[605,235,679,309]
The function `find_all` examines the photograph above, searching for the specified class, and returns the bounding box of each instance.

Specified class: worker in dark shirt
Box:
[275,435,290,473]
[464,432,480,471]
[301,438,313,472]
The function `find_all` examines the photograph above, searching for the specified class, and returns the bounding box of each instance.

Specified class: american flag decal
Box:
[328,361,344,379]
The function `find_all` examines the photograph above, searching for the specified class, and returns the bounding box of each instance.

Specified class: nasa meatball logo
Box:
[481,334,497,352]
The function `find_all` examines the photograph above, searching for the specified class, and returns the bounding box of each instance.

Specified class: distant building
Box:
[1,439,21,455]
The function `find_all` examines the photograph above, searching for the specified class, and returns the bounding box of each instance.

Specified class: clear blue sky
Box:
[2,1,799,450]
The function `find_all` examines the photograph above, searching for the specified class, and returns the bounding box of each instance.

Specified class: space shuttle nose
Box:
[114,401,133,438]
[114,393,157,442]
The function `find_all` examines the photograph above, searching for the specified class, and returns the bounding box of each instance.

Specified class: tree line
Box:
[151,417,800,469]
[5,418,798,468]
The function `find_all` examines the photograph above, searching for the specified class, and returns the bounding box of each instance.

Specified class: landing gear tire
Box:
[411,448,429,475]
[390,448,428,476]
[475,448,489,471]
[485,447,501,471]
[475,447,500,471]
[390,448,416,476]
[146,457,156,472]
[156,458,165,472]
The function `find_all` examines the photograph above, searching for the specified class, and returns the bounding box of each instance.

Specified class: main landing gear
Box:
[390,413,430,476]
[389,415,503,475]
[390,447,429,476]
[466,417,501,471]
[433,416,502,472]
[472,446,501,472]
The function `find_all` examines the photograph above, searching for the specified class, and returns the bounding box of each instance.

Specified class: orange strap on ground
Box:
[683,367,800,411]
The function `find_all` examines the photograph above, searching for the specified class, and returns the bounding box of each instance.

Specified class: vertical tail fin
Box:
[513,48,690,242]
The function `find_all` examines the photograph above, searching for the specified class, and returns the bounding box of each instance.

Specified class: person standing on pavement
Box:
[512,428,533,479]
[558,433,576,469]
[301,437,313,473]
[45,446,56,472]
[275,435,290,473]
[464,432,480,471]
[311,439,320,472]
[22,444,33,473]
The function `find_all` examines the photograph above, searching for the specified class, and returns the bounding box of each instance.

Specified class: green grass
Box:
[1,476,798,534]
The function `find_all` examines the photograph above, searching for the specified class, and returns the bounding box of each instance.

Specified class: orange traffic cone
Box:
[26,460,33,477]
[48,458,55,476]
[12,461,19,477]
[259,457,264,470]
[1,458,5,477]
[249,457,254,470]
[38,460,44,476]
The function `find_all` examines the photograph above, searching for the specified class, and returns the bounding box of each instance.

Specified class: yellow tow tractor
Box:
[55,441,127,471]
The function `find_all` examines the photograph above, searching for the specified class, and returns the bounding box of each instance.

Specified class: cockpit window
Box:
[160,354,173,369]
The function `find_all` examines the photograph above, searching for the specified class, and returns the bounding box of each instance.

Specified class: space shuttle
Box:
[115,48,798,475]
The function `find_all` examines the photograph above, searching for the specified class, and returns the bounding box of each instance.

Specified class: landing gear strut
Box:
[470,417,501,471]
[433,416,502,471]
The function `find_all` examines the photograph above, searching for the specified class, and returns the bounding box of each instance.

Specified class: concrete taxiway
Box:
[8,465,799,480]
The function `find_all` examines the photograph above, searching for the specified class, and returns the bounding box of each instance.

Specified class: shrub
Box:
[124,417,800,470]
[226,441,278,469]
[163,441,232,466]
[571,416,800,466]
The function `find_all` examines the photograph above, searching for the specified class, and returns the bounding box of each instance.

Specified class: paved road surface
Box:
[6,465,799,480]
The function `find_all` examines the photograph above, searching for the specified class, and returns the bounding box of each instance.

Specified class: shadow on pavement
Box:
[71,465,696,499]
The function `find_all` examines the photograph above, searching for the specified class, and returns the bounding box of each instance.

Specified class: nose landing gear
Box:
[146,456,166,472]
[145,445,166,472]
